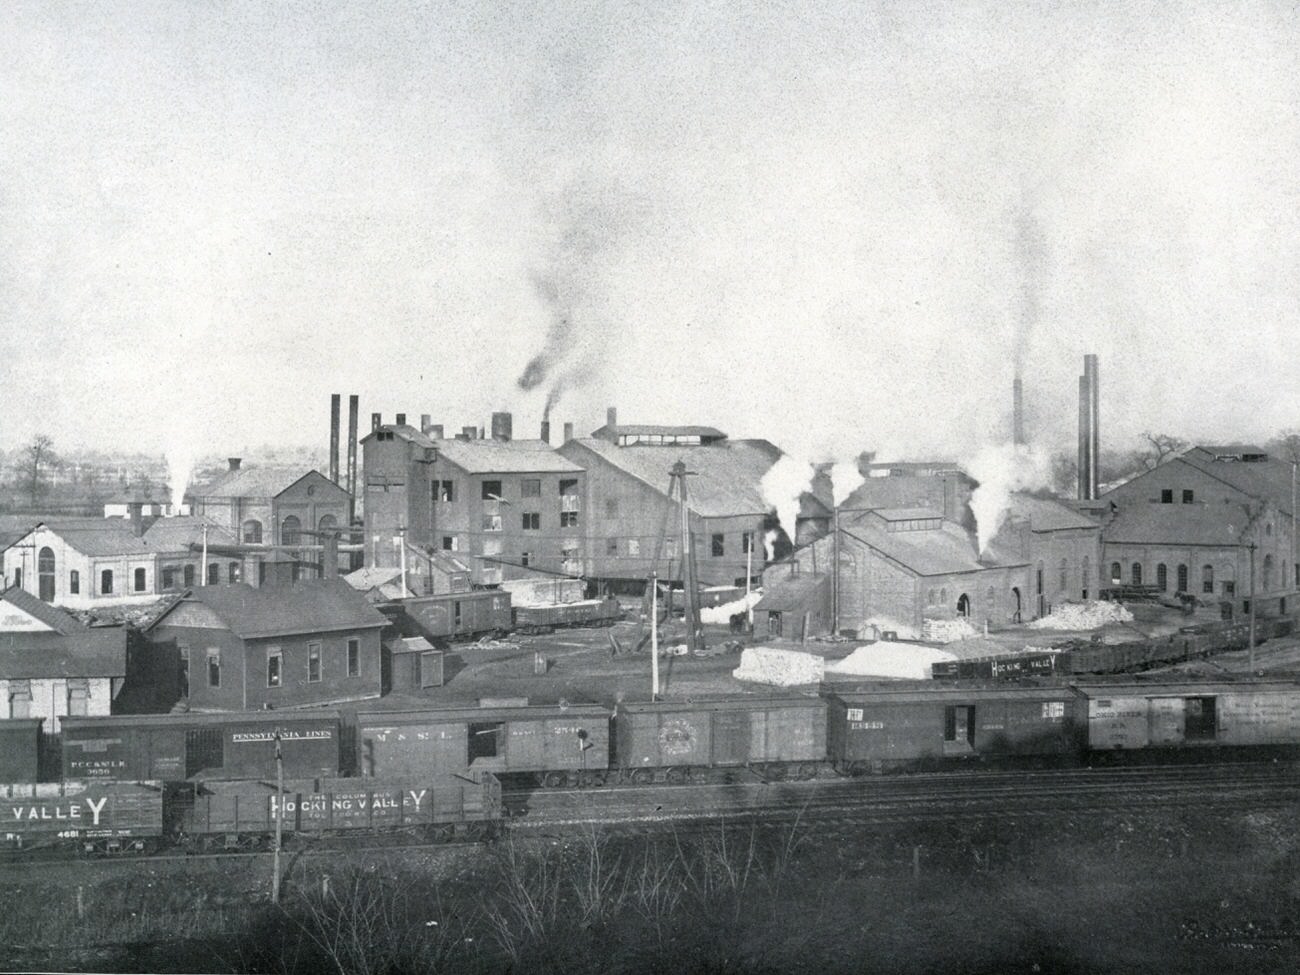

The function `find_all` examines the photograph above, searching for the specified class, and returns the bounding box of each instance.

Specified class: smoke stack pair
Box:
[329,394,341,484]
[1077,355,1100,500]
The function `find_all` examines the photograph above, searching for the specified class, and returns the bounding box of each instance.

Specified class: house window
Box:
[562,547,581,574]
[133,567,147,592]
[38,546,55,602]
[1222,580,1236,597]
[1109,563,1121,585]
[1177,564,1189,592]
[522,479,541,498]
[228,562,240,583]
[628,538,640,556]
[712,534,725,557]
[481,480,503,501]
[1160,489,1173,503]
[101,569,114,595]
[267,648,282,687]
[442,536,456,551]
[8,680,31,719]
[438,480,456,502]
[308,643,321,682]
[1202,565,1214,594]
[1157,563,1168,591]
[561,511,579,528]
[605,498,618,518]
[281,516,301,546]
[243,520,263,544]
[207,563,220,585]
[162,567,177,590]
[207,650,220,687]
[1182,490,1194,504]
[347,638,360,677]
[67,678,89,717]
[1131,563,1142,586]
[521,513,540,531]
[521,552,531,567]
[482,514,502,532]
[606,538,619,556]
[1058,559,1068,592]
[559,479,579,522]
[454,602,463,628]
[69,570,80,595]
[178,646,190,697]
[183,564,195,587]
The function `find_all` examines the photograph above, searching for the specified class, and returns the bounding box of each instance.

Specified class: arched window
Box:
[1058,558,1068,592]
[1263,554,1274,591]
[281,516,301,546]
[1202,564,1214,594]
[956,593,970,617]
[939,587,948,604]
[1131,562,1142,586]
[318,514,337,533]
[243,520,263,544]
[1110,562,1122,584]
[1156,563,1168,591]
[1177,564,1189,592]
[37,546,55,603]
[986,586,996,611]
[183,564,195,587]
[207,562,219,585]
[228,562,241,584]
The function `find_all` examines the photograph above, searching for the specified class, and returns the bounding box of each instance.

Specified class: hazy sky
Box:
[2,1,1298,468]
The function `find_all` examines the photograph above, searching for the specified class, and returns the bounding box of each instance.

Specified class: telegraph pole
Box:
[200,523,209,586]
[650,572,660,699]
[272,731,284,905]
[744,532,754,628]
[1248,542,1257,673]
[832,506,840,636]
[671,461,703,655]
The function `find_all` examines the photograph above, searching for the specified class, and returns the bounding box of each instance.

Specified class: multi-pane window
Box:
[561,511,579,528]
[482,514,502,532]
[559,479,579,524]
[207,563,220,585]
[1182,489,1194,504]
[1131,563,1142,586]
[1058,559,1068,592]
[481,480,503,501]
[229,562,240,583]
[281,516,301,546]
[183,564,195,587]
[712,534,725,557]
[67,678,89,717]
[521,479,541,498]
[1222,580,1236,596]
[1202,564,1214,594]
[1177,564,1189,592]
[742,533,753,554]
[162,567,177,590]
[1157,564,1168,590]
[438,481,456,502]
[442,536,456,551]
[267,648,282,687]
[243,520,262,544]
[1160,489,1173,503]
[628,539,640,556]
[308,643,321,683]
[520,552,531,567]
[207,650,220,687]
[522,513,540,530]
[347,638,360,677]
[70,570,80,595]
[9,680,31,719]
[101,570,114,594]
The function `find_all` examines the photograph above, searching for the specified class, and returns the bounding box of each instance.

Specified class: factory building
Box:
[186,461,351,551]
[1,518,158,610]
[985,494,1104,618]
[1101,445,1298,617]
[143,516,243,592]
[557,408,781,591]
[362,412,586,587]
[840,461,976,528]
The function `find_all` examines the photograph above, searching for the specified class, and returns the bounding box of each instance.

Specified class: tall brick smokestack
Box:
[1077,355,1100,500]
[347,396,359,525]
[329,394,341,484]
[1012,378,1025,447]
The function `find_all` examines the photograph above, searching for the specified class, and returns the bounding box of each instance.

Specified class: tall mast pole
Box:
[650,571,659,699]
[673,461,703,655]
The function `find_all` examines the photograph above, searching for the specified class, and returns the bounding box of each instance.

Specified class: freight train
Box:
[5,674,1299,856]
[396,591,623,643]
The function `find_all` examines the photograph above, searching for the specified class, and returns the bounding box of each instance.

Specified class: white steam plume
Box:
[162,414,201,517]
[760,455,816,548]
[830,461,865,508]
[967,444,1054,554]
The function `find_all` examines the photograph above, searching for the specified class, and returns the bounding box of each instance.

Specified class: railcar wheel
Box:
[578,770,606,788]
[630,768,654,786]
[541,771,568,788]
[764,764,787,782]
[664,767,687,785]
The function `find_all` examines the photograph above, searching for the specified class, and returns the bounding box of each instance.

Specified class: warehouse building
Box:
[1101,445,1298,617]
[558,408,781,591]
[1,518,158,609]
[985,494,1103,618]
[186,460,350,552]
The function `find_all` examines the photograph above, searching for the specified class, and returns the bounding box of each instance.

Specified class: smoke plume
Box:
[967,443,1054,554]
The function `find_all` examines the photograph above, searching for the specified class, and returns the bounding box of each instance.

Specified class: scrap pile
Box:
[1026,600,1134,630]
[732,646,825,686]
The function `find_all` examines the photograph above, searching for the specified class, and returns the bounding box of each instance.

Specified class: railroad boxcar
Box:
[512,596,623,634]
[1079,680,1300,751]
[826,685,1088,774]
[60,712,343,782]
[0,718,43,782]
[178,774,502,850]
[0,781,164,855]
[402,591,512,643]
[356,704,613,786]
[612,695,827,783]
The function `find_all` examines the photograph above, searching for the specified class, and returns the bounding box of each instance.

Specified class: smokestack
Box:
[462,426,477,440]
[491,411,513,441]
[395,413,407,427]
[1077,375,1090,500]
[606,406,618,430]
[371,413,381,432]
[1012,378,1025,447]
[1085,354,1099,499]
[563,421,574,443]
[330,394,341,484]
[128,501,144,537]
[347,395,359,527]
[540,420,551,443]
[420,414,431,432]
[228,458,242,471]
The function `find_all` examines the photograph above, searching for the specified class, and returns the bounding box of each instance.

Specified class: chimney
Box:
[128,501,144,537]
[563,421,574,443]
[428,424,444,439]
[395,413,407,427]
[1077,375,1089,501]
[371,413,381,432]
[606,406,618,430]
[1012,378,1025,447]
[420,414,431,433]
[329,394,341,484]
[491,411,513,441]
[1085,354,1100,499]
[347,395,359,526]
[462,426,477,440]
[228,458,242,471]
[540,420,551,443]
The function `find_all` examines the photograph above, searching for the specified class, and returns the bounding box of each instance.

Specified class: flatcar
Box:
[178,774,502,850]
[403,591,513,643]
[0,781,164,856]
[356,703,613,787]
[512,596,623,634]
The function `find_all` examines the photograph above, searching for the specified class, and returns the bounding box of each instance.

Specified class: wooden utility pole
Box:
[1249,542,1257,673]
[671,461,703,655]
[650,571,660,699]
[272,731,284,905]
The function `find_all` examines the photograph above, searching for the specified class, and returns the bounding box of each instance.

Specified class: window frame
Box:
[481,480,503,501]
[521,478,541,499]
[346,638,360,678]
[101,569,114,595]
[266,647,282,688]
[69,569,80,595]
[307,642,321,683]
[521,512,540,531]
[207,649,221,688]
[711,533,725,558]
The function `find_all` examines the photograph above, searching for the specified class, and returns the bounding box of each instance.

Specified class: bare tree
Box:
[1139,432,1189,471]
[19,434,55,507]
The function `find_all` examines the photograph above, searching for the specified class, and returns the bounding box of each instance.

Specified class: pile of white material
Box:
[1026,600,1134,630]
[700,591,763,624]
[922,618,979,643]
[732,646,825,686]
[825,641,957,681]
[502,578,586,607]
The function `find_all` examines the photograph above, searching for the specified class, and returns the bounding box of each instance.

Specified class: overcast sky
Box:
[2,1,1297,469]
